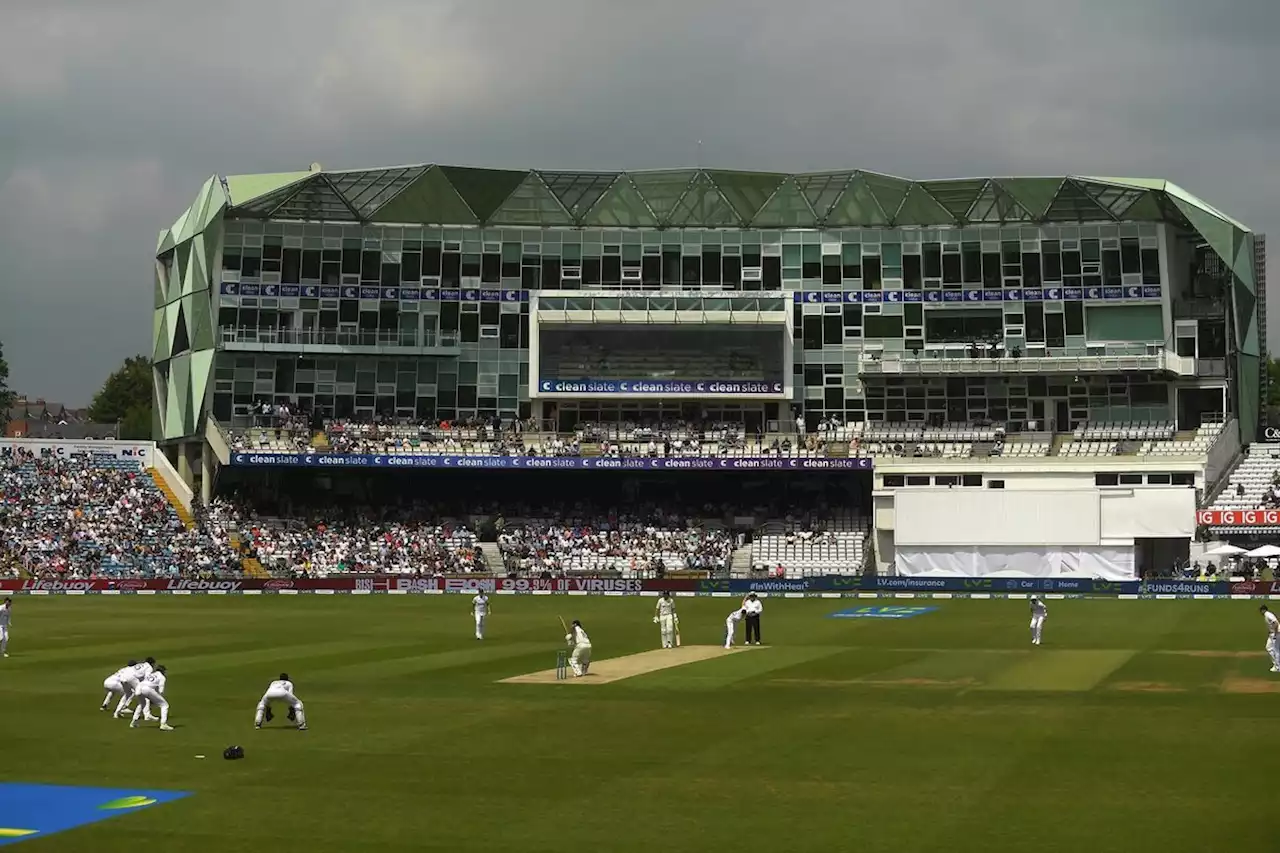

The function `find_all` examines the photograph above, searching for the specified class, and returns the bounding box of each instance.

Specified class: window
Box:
[1120,239,1141,275]
[863,256,882,289]
[961,244,981,283]
[903,254,922,290]
[863,314,903,338]
[923,244,942,279]
[1064,301,1084,336]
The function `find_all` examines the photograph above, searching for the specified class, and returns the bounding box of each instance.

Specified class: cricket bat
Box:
[674,615,681,647]
[558,615,568,636]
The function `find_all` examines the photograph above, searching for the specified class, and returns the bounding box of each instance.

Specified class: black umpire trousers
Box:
[745,613,761,644]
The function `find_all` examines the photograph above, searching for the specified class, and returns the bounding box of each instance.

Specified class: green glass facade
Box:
[153,166,1261,444]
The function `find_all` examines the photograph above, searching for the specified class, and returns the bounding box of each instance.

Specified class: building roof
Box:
[206,165,1252,234]
[157,164,1258,295]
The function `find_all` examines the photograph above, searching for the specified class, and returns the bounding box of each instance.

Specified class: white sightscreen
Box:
[894,489,1101,547]
[1099,488,1197,539]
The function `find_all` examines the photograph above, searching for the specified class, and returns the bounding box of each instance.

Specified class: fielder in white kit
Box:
[654,591,679,649]
[0,597,11,657]
[565,620,592,676]
[130,665,173,730]
[1261,605,1280,672]
[724,608,746,649]
[472,591,490,640]
[117,657,157,719]
[1030,596,1048,645]
[101,660,138,712]
[256,673,308,730]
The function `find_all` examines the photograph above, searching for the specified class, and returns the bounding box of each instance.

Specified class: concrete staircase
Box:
[227,531,269,578]
[730,545,754,577]
[479,542,505,572]
[149,468,194,530]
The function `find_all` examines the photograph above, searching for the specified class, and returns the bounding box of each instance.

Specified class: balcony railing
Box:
[857,345,1193,377]
[218,327,460,350]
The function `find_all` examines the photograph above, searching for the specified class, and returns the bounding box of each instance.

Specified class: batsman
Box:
[654,591,680,649]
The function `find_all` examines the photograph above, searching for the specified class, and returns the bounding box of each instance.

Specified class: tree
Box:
[88,355,153,440]
[0,340,13,431]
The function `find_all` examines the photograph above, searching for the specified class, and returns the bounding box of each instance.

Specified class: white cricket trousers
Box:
[0,624,8,654]
[132,686,168,726]
[1030,615,1046,645]
[102,676,125,709]
[658,614,675,648]
[475,613,487,639]
[724,618,737,648]
[1266,636,1280,670]
[570,644,592,676]
[114,678,142,717]
[257,686,306,726]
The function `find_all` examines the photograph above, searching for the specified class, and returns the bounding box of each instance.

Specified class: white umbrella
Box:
[1245,545,1280,558]
[1203,544,1247,557]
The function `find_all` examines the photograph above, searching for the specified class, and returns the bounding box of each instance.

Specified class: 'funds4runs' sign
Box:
[828,606,938,620]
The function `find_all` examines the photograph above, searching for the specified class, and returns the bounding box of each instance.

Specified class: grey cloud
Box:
[0,0,1275,402]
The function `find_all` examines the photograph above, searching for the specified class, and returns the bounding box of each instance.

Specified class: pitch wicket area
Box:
[501,644,759,684]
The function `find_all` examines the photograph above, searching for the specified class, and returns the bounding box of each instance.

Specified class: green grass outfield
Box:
[2,595,1276,853]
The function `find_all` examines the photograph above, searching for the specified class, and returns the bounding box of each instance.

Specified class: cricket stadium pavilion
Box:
[153,164,1265,579]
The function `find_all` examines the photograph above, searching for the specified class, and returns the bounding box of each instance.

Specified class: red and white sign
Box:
[0,575,661,594]
[1198,509,1280,527]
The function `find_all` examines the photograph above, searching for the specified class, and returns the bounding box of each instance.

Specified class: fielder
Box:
[256,673,308,731]
[724,608,746,649]
[1030,596,1048,646]
[565,620,592,677]
[117,656,157,719]
[472,591,490,640]
[0,596,11,657]
[101,660,138,712]
[130,665,172,730]
[1261,605,1280,673]
[654,591,679,649]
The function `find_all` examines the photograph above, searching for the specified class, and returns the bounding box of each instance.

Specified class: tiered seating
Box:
[750,513,868,577]
[0,449,235,577]
[497,515,732,576]
[856,422,1003,458]
[225,511,486,575]
[999,439,1052,458]
[1208,444,1280,512]
[1074,420,1176,442]
[1139,421,1225,456]
[1058,441,1119,457]
[324,422,574,457]
[232,427,313,452]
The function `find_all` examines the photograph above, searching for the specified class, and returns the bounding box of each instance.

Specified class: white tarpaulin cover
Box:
[895,546,1136,580]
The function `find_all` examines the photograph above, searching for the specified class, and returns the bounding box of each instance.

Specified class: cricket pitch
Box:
[500,644,760,685]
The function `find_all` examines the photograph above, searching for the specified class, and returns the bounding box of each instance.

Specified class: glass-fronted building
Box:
[153,165,1263,464]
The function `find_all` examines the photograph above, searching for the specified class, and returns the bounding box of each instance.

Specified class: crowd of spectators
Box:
[0,448,240,579]
[495,504,735,575]
[214,494,486,576]
[228,412,842,459]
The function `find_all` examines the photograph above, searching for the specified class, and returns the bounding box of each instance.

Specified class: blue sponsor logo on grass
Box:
[0,784,190,846]
[829,606,938,620]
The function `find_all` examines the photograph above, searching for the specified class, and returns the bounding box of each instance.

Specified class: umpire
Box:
[743,593,763,645]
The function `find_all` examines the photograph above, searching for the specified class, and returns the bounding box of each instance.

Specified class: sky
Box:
[0,0,1276,405]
